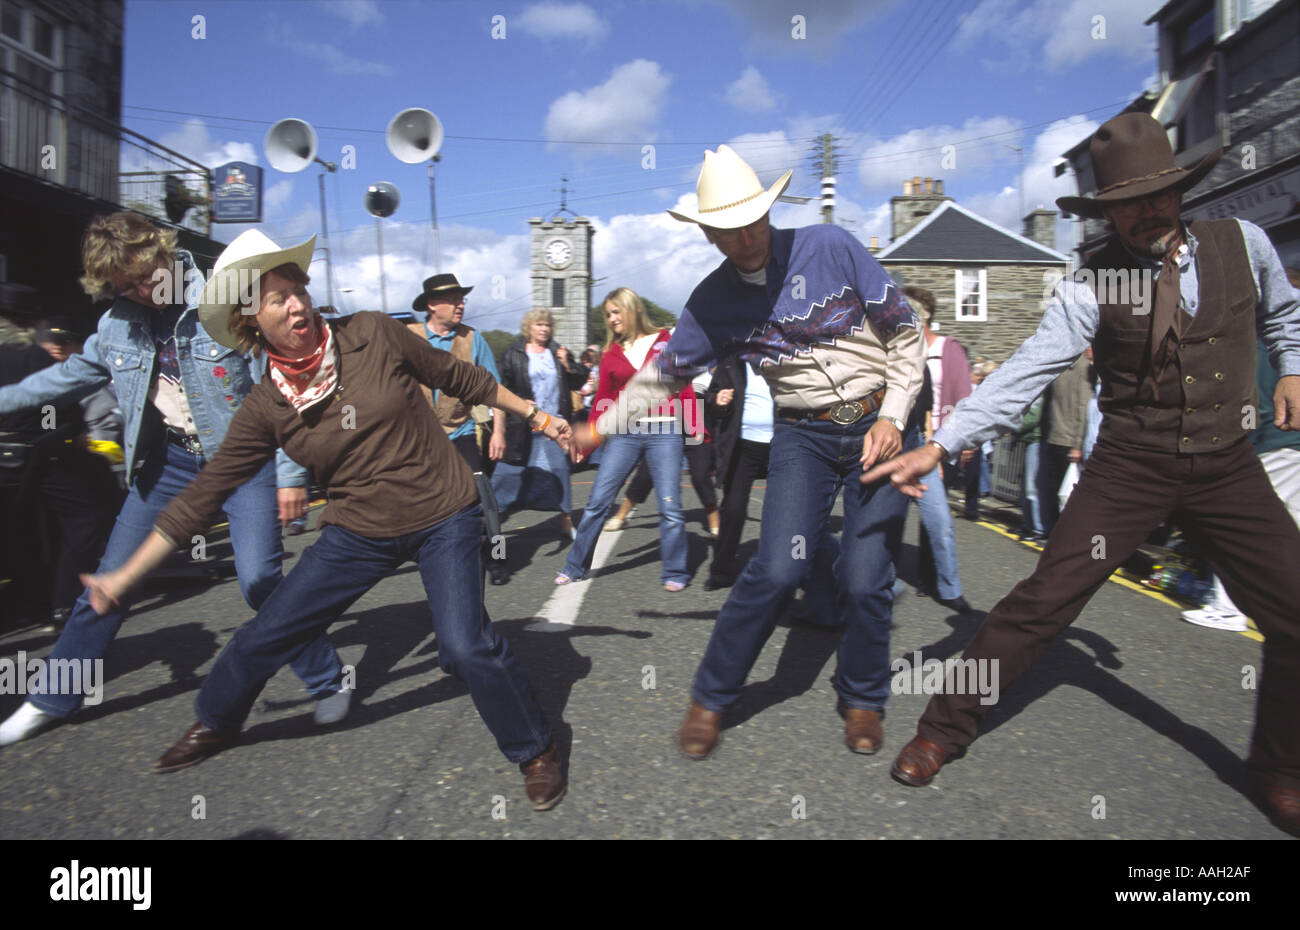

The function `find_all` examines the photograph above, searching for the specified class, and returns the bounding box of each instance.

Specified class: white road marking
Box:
[533,522,625,627]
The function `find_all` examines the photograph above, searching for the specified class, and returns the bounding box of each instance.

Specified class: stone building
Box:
[1059,0,1300,266]
[874,179,1070,363]
[528,214,593,352]
[1,0,220,320]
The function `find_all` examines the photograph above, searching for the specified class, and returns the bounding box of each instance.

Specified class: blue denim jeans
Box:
[1020,441,1045,536]
[28,441,343,719]
[194,505,552,763]
[492,434,572,517]
[563,430,688,585]
[692,415,913,712]
[916,462,963,600]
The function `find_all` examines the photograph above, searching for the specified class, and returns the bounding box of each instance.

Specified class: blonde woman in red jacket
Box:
[557,287,698,590]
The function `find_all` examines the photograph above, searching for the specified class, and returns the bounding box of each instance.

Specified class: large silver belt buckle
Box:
[829,401,865,425]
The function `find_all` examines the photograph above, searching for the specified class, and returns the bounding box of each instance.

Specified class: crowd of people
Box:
[1,115,1298,834]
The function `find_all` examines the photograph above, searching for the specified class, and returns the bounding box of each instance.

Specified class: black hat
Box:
[0,283,42,318]
[411,273,473,312]
[38,313,91,344]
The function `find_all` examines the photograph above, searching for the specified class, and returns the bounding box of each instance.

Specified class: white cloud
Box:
[544,59,671,149]
[149,119,258,169]
[264,180,294,212]
[319,0,383,29]
[962,114,1100,251]
[855,116,1024,192]
[955,0,1153,72]
[516,2,610,43]
[290,36,394,76]
[723,66,778,112]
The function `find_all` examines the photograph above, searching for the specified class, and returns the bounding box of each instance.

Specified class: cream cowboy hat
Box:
[198,229,316,349]
[667,144,793,229]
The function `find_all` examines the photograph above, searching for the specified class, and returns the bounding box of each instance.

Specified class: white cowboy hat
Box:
[198,229,315,348]
[667,144,793,229]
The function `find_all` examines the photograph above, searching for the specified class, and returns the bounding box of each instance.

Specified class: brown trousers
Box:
[917,436,1300,789]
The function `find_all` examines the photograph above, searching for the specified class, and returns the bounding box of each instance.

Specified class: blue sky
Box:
[122,0,1160,332]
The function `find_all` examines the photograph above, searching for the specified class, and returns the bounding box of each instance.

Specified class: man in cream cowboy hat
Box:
[579,143,926,760]
[866,112,1300,836]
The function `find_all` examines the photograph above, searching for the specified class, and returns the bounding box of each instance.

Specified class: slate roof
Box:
[875,201,1070,264]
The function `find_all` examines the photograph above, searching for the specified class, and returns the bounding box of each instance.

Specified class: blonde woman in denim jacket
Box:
[0,213,347,747]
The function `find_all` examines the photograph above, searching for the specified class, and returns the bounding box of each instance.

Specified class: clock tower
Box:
[529,191,594,352]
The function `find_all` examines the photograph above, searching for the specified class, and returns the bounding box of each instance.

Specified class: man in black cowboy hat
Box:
[865,112,1300,836]
[409,273,510,585]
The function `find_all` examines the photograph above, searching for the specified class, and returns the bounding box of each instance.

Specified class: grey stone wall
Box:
[881,262,1063,364]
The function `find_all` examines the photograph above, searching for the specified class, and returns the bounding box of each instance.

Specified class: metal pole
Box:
[428,155,441,273]
[376,217,388,314]
[317,170,334,310]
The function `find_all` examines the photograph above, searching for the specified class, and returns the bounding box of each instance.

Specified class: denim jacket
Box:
[0,251,306,488]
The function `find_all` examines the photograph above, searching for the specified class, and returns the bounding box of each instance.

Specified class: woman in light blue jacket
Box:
[0,213,348,746]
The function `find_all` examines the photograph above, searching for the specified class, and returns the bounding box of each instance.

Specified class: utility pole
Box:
[809,133,845,224]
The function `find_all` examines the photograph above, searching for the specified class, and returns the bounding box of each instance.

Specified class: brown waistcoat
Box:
[407,321,475,435]
[1087,219,1258,454]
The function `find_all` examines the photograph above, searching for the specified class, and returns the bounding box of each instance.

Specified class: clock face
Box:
[545,238,572,269]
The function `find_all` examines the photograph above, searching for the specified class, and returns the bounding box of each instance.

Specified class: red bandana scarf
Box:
[266,317,338,413]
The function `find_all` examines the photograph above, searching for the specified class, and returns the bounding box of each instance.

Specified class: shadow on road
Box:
[908,610,1254,798]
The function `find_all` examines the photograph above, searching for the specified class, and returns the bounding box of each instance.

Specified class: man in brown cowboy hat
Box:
[865,112,1300,836]
[409,273,510,585]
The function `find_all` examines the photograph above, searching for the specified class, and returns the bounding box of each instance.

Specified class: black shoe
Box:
[913,587,936,599]
[936,595,973,614]
[703,574,734,591]
[489,562,510,586]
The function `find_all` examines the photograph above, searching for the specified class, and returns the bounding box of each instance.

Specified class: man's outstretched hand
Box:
[1274,374,1300,431]
[861,441,946,497]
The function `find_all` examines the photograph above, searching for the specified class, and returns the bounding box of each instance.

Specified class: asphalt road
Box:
[0,473,1286,840]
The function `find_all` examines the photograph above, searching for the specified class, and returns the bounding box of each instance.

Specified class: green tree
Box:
[587,297,676,345]
[481,329,516,368]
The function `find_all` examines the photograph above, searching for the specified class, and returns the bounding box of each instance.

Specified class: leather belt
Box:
[776,387,887,425]
[166,429,204,455]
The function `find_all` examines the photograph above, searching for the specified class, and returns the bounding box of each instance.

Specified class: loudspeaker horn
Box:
[365,182,400,218]
[265,118,318,173]
[386,108,443,164]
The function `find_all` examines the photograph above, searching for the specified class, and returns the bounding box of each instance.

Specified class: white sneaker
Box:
[1180,606,1248,632]
[0,702,59,746]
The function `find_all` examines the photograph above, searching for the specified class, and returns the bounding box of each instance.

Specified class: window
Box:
[954,269,987,322]
[551,277,565,308]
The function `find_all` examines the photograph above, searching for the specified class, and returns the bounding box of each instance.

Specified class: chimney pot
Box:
[935,179,943,194]
[870,235,879,248]
[923,177,932,194]
[902,179,911,195]
[912,175,922,193]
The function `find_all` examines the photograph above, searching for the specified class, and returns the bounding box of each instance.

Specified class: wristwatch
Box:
[927,439,949,457]
[525,403,540,425]
[880,415,906,432]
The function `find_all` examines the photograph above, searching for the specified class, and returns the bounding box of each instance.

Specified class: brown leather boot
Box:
[1259,784,1300,837]
[842,707,883,754]
[520,743,566,811]
[890,735,950,786]
[677,701,722,759]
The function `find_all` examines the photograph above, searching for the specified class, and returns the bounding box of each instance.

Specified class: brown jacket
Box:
[155,312,499,543]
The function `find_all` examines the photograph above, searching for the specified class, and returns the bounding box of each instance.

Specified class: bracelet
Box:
[927,439,949,457]
[531,411,552,433]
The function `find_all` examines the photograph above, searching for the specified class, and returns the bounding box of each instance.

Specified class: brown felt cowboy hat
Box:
[411,273,473,312]
[1056,113,1221,219]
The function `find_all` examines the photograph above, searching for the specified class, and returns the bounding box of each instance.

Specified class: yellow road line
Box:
[971,517,1263,643]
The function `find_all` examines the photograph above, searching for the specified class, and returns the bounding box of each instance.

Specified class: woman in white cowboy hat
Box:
[76,229,572,811]
[0,213,349,747]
